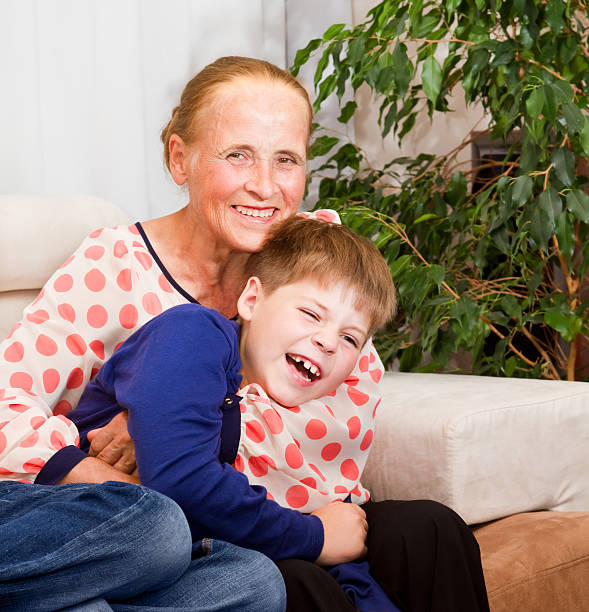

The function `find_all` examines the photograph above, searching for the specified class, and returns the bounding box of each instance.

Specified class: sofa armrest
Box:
[362,372,589,524]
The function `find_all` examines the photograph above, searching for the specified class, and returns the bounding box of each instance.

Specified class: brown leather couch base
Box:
[473,511,589,612]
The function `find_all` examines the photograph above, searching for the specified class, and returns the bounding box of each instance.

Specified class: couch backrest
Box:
[0,194,130,340]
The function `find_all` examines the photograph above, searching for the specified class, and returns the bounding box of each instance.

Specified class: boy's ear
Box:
[237,277,264,322]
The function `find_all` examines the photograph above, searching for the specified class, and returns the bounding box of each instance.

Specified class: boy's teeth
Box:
[235,206,274,218]
[290,355,319,377]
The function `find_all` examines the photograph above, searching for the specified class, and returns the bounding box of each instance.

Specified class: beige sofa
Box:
[2,194,589,611]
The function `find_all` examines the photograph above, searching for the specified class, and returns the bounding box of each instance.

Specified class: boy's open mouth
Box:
[286,354,321,382]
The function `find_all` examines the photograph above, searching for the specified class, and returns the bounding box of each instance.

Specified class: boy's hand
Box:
[311,500,368,565]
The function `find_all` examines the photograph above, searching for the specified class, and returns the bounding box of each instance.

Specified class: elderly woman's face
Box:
[179,78,310,254]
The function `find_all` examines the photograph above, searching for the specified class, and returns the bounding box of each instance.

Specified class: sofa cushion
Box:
[473,511,589,612]
[363,372,589,524]
[0,194,130,292]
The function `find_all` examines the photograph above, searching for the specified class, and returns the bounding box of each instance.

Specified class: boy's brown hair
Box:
[246,216,397,335]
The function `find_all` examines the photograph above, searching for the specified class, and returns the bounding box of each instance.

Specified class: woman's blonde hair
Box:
[161,56,313,170]
[245,216,397,335]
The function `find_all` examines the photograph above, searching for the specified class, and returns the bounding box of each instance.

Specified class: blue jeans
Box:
[0,481,286,611]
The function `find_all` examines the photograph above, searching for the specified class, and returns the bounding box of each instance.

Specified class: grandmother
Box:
[0,56,488,612]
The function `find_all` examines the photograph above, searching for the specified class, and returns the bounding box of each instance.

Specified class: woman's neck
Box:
[141,207,250,317]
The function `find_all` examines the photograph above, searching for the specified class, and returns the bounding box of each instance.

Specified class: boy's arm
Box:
[110,306,325,561]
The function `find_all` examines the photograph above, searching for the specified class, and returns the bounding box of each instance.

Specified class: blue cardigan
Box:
[69,303,324,562]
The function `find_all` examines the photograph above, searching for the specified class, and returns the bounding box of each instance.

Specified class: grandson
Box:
[71,215,397,608]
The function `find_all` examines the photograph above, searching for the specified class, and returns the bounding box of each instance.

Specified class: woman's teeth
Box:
[235,206,275,218]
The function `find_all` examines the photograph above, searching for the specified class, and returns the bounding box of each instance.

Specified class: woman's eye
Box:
[277,156,296,165]
[227,152,247,162]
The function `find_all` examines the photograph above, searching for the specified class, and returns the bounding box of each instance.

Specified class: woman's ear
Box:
[237,277,264,322]
[168,134,189,186]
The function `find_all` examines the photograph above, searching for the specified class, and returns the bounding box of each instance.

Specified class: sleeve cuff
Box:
[307,513,325,561]
[35,445,88,485]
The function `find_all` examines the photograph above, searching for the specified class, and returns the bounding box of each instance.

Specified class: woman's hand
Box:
[311,501,368,565]
[86,411,137,476]
[56,456,140,485]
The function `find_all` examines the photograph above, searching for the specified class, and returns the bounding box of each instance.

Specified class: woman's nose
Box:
[244,160,279,200]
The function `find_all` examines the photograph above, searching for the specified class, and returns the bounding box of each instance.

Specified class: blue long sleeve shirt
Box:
[70,303,324,561]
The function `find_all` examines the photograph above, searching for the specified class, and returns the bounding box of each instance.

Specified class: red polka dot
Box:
[245,419,265,444]
[360,429,373,451]
[43,369,60,394]
[89,228,103,238]
[364,490,370,502]
[285,443,304,469]
[54,274,73,292]
[66,368,84,389]
[66,334,87,356]
[26,309,49,324]
[84,269,106,292]
[22,458,45,473]
[4,341,24,362]
[50,430,67,450]
[300,477,317,488]
[20,431,39,447]
[119,305,138,329]
[89,340,105,360]
[321,442,341,462]
[347,416,361,439]
[8,403,28,413]
[113,341,124,352]
[262,408,284,434]
[87,305,108,328]
[309,463,326,482]
[7,322,21,339]
[326,390,337,397]
[369,352,376,363]
[142,293,162,316]
[248,456,269,477]
[113,240,128,257]
[134,251,153,270]
[370,369,382,383]
[90,367,99,380]
[85,245,105,260]
[128,224,139,235]
[359,355,369,372]
[285,485,309,509]
[58,303,76,323]
[372,398,381,418]
[158,274,174,293]
[117,269,133,292]
[35,334,58,356]
[351,485,361,496]
[53,400,72,416]
[305,419,327,440]
[266,491,275,501]
[348,386,370,406]
[0,431,6,454]
[30,416,45,430]
[59,255,75,269]
[335,485,348,494]
[233,454,244,472]
[345,375,360,387]
[340,458,359,481]
[324,404,335,417]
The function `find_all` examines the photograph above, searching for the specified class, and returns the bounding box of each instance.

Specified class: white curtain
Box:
[0,0,353,220]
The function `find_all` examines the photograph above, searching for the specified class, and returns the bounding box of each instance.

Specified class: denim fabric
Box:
[0,481,285,612]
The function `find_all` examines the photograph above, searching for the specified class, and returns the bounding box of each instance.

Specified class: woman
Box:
[0,56,488,611]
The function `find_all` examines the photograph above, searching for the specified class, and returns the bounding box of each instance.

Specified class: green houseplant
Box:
[293,0,589,380]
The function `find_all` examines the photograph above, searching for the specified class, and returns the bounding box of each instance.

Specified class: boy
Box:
[72,215,398,609]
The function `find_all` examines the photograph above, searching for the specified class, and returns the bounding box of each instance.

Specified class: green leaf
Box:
[512,175,533,205]
[552,147,575,187]
[538,188,562,225]
[525,87,544,118]
[446,171,467,205]
[501,295,522,320]
[566,190,589,223]
[337,100,357,124]
[580,117,589,157]
[322,23,346,41]
[347,37,365,65]
[413,213,438,224]
[309,135,339,158]
[555,211,574,261]
[422,55,442,104]
[546,0,565,32]
[428,264,445,287]
[292,39,322,75]
[392,42,413,98]
[542,84,557,121]
[562,102,584,132]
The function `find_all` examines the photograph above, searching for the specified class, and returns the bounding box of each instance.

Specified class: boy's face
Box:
[237,277,370,407]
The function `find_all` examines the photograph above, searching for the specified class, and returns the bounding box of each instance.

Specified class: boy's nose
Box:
[312,332,336,354]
